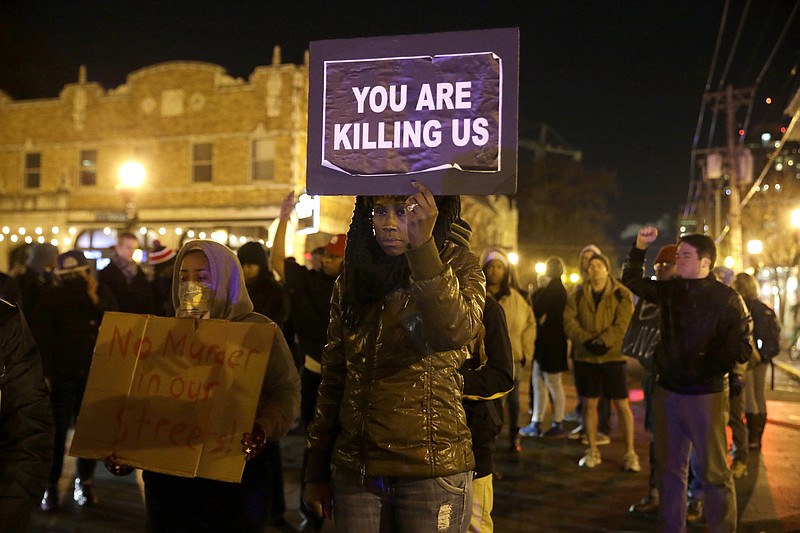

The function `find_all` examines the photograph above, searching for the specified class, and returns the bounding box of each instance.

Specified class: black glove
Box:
[583,339,610,355]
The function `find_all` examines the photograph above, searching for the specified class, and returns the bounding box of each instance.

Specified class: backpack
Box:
[752,300,781,361]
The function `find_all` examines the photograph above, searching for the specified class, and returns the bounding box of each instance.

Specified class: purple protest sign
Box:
[307,28,519,196]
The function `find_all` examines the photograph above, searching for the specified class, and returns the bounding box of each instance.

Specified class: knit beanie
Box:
[654,244,677,265]
[480,248,510,268]
[580,244,602,257]
[587,253,610,271]
[149,240,177,266]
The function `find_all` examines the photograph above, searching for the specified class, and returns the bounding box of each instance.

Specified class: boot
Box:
[629,488,659,514]
[74,478,98,507]
[509,428,522,453]
[756,413,767,448]
[40,483,60,513]
[746,412,759,449]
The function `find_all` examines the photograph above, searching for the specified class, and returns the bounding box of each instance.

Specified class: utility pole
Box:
[726,84,743,272]
[702,85,753,272]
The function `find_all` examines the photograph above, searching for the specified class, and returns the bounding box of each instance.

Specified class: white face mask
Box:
[177,280,215,318]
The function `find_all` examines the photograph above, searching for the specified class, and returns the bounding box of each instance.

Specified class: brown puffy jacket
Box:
[306,240,485,482]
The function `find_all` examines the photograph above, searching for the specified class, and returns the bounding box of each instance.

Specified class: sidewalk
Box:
[29,361,800,532]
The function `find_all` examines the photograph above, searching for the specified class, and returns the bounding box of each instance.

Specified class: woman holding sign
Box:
[105,240,300,533]
[303,181,485,532]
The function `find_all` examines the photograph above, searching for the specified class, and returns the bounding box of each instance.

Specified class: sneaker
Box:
[580,432,611,446]
[686,498,704,524]
[73,478,98,507]
[543,422,565,437]
[567,425,584,440]
[579,448,602,468]
[519,422,542,437]
[730,459,748,479]
[564,409,582,422]
[509,434,522,453]
[622,451,641,473]
[629,492,659,514]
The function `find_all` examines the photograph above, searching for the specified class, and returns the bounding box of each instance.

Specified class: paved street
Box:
[30,355,800,533]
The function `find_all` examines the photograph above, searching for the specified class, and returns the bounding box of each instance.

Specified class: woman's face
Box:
[179,251,212,284]
[372,197,409,257]
[484,260,507,286]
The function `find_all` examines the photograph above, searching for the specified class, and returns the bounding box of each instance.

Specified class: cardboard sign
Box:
[307,28,519,196]
[621,300,661,368]
[69,312,274,483]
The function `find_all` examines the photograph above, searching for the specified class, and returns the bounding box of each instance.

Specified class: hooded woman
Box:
[303,181,485,533]
[106,240,300,533]
[480,247,536,449]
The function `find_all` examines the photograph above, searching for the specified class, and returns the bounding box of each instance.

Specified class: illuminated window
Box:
[192,143,213,183]
[79,149,97,186]
[24,152,41,189]
[251,138,275,181]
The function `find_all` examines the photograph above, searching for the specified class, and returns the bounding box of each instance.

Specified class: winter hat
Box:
[325,234,347,257]
[55,250,89,275]
[237,241,269,270]
[580,244,602,258]
[149,240,177,266]
[654,244,677,265]
[480,248,509,268]
[587,253,610,271]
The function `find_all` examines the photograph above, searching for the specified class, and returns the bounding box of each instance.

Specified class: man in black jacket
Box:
[0,300,53,532]
[621,227,752,533]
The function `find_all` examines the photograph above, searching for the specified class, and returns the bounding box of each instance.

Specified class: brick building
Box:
[0,48,516,272]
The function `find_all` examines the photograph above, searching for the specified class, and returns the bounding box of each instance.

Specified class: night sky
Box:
[2,1,798,243]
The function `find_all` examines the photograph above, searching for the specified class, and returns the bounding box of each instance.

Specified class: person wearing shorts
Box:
[564,253,639,471]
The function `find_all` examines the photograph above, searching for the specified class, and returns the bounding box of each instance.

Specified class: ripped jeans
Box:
[331,465,473,533]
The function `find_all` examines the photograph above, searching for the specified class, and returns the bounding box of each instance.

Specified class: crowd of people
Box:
[0,191,781,532]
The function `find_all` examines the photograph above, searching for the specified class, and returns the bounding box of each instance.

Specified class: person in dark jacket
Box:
[0,299,54,532]
[98,232,154,315]
[621,227,753,533]
[237,240,293,530]
[732,272,775,450]
[32,250,118,511]
[461,294,513,532]
[523,256,569,438]
[303,182,485,533]
[238,241,290,328]
[272,192,344,532]
[626,243,676,516]
[13,243,58,313]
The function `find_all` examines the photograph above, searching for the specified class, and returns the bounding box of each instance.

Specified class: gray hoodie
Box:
[172,240,300,440]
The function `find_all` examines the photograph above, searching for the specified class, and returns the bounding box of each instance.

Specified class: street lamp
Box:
[118,161,145,229]
[747,239,763,255]
[791,208,800,229]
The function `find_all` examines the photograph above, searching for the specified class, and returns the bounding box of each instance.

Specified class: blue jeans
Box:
[331,465,473,533]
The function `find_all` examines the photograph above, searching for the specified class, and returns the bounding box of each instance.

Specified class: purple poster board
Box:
[307,28,519,196]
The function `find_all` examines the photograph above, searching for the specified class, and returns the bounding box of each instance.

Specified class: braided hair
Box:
[341,194,461,328]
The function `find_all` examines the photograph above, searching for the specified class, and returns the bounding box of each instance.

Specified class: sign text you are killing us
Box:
[323,52,501,176]
[332,81,491,151]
